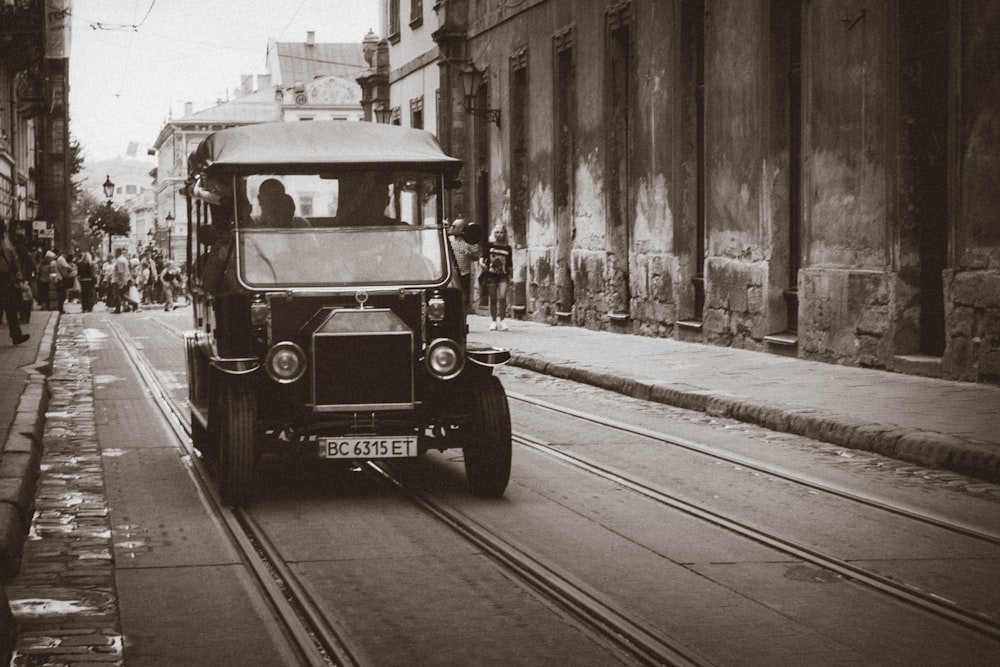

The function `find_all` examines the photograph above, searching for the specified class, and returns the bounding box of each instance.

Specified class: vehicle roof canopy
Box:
[188,121,462,178]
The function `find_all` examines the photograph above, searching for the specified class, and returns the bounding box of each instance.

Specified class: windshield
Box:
[236,171,440,229]
[238,227,446,287]
[228,169,447,287]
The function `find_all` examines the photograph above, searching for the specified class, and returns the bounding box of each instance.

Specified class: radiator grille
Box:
[311,309,414,410]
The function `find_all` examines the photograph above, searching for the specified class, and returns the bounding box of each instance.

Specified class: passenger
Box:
[256,179,309,227]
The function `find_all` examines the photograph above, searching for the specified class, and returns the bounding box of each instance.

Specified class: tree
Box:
[69,137,85,199]
[71,190,102,254]
[88,202,131,256]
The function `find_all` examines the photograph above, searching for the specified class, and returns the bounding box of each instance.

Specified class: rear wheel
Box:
[463,375,512,497]
[217,380,257,505]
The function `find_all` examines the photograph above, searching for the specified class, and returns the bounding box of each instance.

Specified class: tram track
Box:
[109,318,356,666]
[508,390,1000,545]
[127,315,1000,657]
[507,390,1000,641]
[117,317,708,666]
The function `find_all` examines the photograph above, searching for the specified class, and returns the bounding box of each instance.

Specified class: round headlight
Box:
[265,342,306,384]
[425,338,464,380]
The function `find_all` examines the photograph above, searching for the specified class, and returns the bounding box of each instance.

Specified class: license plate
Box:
[319,436,418,459]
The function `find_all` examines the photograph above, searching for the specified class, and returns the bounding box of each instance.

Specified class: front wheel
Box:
[216,380,257,505]
[463,375,512,497]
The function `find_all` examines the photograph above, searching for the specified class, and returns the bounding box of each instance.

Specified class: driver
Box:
[336,173,397,226]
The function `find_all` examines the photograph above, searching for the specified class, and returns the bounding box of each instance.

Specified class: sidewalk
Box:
[467,315,1000,483]
[0,308,57,651]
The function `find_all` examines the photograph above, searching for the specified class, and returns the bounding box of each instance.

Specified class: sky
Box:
[70,0,379,163]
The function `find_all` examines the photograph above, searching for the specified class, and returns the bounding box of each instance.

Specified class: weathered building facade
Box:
[380,0,999,384]
[0,0,72,250]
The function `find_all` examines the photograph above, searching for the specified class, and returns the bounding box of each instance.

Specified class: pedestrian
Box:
[76,251,97,312]
[55,248,77,314]
[481,224,513,331]
[141,255,157,304]
[111,248,136,313]
[0,222,30,346]
[448,218,479,313]
[11,231,34,323]
[36,250,55,309]
[159,260,182,311]
[100,255,114,304]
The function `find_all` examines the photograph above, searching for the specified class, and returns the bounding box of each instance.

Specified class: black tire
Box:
[463,375,512,497]
[217,380,257,505]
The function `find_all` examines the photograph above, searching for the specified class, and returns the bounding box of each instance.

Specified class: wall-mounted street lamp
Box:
[460,62,501,128]
[373,99,392,124]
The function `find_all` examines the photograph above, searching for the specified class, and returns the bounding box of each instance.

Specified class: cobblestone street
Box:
[7,317,123,665]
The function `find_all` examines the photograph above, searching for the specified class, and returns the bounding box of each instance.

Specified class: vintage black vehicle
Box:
[182,121,511,504]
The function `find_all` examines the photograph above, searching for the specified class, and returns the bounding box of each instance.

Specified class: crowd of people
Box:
[0,222,187,340]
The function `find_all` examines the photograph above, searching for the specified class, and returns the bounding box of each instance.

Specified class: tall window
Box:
[389,0,400,40]
[681,0,706,321]
[554,31,575,212]
[510,50,528,247]
[409,0,423,27]
[605,2,635,316]
[554,29,576,314]
[410,96,424,129]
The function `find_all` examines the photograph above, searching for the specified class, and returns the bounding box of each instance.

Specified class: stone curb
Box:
[0,313,56,660]
[509,351,1000,483]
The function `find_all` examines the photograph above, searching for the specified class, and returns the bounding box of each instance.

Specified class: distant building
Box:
[150,33,370,265]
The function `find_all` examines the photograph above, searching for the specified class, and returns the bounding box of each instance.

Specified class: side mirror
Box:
[462,221,483,245]
[445,178,463,190]
[199,225,219,246]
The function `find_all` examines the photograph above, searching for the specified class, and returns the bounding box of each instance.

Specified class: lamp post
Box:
[165,212,174,260]
[102,175,115,255]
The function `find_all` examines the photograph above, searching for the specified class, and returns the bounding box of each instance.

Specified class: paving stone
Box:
[5,317,123,666]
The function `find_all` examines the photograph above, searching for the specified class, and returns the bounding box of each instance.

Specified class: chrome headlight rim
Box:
[264,341,307,384]
[424,338,464,380]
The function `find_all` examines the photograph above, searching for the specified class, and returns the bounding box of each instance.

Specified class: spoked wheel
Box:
[216,380,257,505]
[463,375,512,497]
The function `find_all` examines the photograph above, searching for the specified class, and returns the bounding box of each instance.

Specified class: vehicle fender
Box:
[210,356,261,376]
[466,345,511,367]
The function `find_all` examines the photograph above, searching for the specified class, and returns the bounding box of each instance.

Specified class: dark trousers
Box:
[80,278,96,312]
[57,277,71,313]
[1,288,24,342]
[458,272,472,312]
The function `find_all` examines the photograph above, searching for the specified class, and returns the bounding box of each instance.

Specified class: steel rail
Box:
[366,461,709,667]
[149,319,1000,546]
[512,430,1000,641]
[108,317,359,667]
[148,316,706,665]
[508,390,1000,545]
